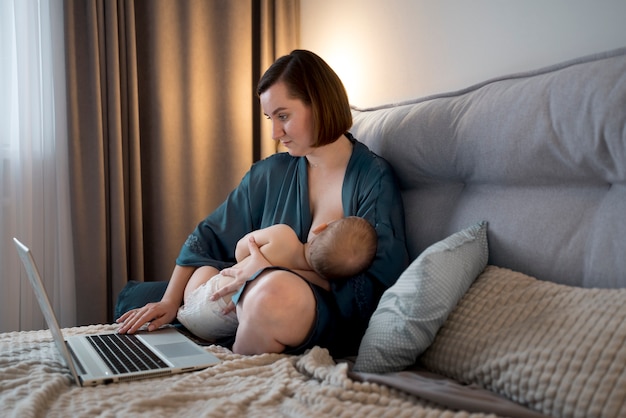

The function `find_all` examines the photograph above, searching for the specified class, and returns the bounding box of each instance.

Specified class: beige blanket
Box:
[0,324,496,418]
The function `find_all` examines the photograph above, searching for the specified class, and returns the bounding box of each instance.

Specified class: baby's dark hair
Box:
[308,216,377,279]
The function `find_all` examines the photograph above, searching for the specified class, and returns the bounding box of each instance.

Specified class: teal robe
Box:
[177,134,408,355]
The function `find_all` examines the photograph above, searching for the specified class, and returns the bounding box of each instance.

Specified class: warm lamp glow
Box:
[321,47,371,107]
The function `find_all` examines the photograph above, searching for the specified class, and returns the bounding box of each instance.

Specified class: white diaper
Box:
[176,274,238,341]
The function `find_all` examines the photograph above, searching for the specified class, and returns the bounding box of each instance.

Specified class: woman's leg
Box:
[232,269,316,355]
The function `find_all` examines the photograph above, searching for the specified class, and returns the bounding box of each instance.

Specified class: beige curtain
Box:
[64,0,299,326]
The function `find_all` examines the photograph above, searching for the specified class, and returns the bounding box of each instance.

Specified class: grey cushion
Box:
[354,221,488,373]
[351,47,626,289]
[421,265,626,418]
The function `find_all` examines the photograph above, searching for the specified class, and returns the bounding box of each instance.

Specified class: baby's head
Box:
[307,216,377,279]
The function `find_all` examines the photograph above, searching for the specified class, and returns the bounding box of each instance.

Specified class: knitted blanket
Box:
[0,324,494,418]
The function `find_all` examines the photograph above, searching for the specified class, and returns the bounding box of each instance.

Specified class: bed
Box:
[2,47,625,418]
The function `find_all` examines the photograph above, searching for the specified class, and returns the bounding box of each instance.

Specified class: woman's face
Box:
[260,81,315,156]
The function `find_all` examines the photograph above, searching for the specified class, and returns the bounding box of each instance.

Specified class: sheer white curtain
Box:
[0,0,75,332]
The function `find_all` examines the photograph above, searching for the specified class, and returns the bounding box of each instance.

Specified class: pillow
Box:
[420,265,626,418]
[354,221,488,373]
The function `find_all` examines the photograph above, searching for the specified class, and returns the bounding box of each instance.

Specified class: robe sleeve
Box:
[175,170,256,270]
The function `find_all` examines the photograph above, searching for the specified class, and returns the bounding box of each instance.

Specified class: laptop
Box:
[13,237,220,387]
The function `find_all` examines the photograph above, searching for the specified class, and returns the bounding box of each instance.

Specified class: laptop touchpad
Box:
[156,342,203,357]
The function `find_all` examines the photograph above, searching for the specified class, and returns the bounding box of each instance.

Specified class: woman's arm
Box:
[346,143,409,289]
[117,264,201,334]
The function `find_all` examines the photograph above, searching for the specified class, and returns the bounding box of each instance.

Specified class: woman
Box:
[117,50,408,357]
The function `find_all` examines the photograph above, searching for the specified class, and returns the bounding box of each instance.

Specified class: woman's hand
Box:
[116,299,179,334]
[215,236,271,313]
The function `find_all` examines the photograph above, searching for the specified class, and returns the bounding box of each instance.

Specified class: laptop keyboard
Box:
[86,333,168,375]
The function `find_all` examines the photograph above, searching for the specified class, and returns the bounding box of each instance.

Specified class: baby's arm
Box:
[235,224,310,270]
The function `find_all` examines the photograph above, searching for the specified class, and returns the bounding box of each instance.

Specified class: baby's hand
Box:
[216,236,271,307]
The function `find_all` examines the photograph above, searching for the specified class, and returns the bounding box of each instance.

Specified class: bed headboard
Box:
[351,47,626,289]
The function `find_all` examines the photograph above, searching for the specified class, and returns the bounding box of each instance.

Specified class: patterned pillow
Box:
[421,265,626,418]
[354,221,488,373]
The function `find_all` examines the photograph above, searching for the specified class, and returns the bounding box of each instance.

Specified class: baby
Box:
[176,216,377,341]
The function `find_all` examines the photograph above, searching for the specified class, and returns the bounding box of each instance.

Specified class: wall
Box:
[300,0,626,107]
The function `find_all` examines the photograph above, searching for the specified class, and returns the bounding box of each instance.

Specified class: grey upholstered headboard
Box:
[351,47,626,289]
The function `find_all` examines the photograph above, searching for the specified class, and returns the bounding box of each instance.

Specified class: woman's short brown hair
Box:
[257,50,352,147]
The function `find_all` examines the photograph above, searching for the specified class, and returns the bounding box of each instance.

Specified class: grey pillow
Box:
[354,221,488,373]
[420,265,626,417]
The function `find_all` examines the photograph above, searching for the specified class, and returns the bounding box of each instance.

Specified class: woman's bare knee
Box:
[233,270,315,354]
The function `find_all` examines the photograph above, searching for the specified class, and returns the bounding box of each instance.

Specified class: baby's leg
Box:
[177,272,239,341]
[184,266,219,304]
